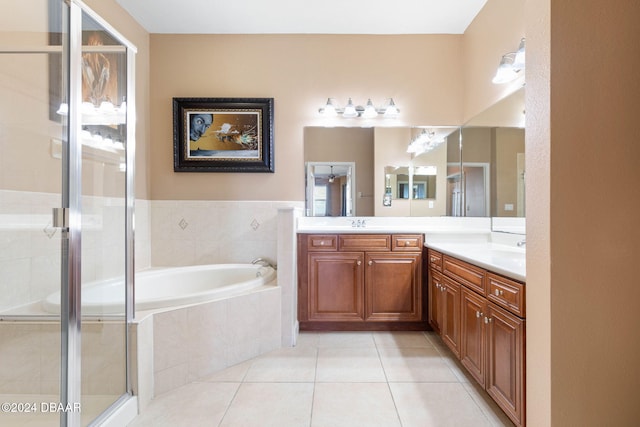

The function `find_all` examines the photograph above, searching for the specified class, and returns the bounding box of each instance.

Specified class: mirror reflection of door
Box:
[305,162,356,216]
[463,164,490,217]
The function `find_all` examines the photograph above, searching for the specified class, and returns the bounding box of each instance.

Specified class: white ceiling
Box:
[115,0,488,34]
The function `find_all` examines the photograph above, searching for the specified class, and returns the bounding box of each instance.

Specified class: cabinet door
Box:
[440,277,461,357]
[460,287,486,387]
[486,303,525,427]
[428,270,443,333]
[365,252,422,322]
[308,252,365,321]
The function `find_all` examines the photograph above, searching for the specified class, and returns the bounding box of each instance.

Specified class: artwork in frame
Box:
[173,97,274,172]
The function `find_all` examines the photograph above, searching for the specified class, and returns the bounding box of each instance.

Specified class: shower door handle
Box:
[52,207,69,230]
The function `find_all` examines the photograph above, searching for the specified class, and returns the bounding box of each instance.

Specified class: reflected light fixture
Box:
[318,98,400,118]
[407,128,444,156]
[492,38,525,84]
[328,166,335,183]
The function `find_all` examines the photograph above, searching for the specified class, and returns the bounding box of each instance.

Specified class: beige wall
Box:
[149,34,464,201]
[463,0,525,122]
[528,0,640,426]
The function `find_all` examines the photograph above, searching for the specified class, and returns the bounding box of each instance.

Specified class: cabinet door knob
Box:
[368,260,373,266]
[357,260,362,266]
[484,317,493,324]
[476,311,483,318]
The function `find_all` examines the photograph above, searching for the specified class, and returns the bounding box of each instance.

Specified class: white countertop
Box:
[425,241,526,282]
[296,216,526,282]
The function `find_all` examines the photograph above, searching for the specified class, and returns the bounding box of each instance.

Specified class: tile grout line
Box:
[374,334,406,427]
[309,332,319,427]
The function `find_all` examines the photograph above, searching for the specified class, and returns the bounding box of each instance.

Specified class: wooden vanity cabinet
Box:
[428,270,443,333]
[428,249,526,427]
[486,302,525,426]
[298,233,426,330]
[460,286,487,386]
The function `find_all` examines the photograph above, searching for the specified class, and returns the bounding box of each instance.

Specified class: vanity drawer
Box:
[307,234,338,251]
[443,255,486,295]
[487,272,526,317]
[428,250,443,272]
[338,234,391,251]
[392,234,423,251]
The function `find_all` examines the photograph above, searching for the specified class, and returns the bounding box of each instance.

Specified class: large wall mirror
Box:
[303,87,525,220]
[462,88,525,218]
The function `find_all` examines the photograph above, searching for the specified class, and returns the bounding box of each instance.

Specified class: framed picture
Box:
[173,97,274,172]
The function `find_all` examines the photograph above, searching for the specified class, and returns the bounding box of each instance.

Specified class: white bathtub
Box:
[42,263,276,315]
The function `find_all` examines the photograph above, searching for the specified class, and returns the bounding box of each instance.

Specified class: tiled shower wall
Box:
[0,190,152,312]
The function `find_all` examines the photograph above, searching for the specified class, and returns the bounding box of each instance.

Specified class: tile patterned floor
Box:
[129,331,515,427]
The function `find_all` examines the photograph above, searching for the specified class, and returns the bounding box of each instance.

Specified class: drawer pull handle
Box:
[494,289,504,296]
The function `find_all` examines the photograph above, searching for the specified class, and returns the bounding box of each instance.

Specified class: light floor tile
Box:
[126,331,513,427]
[461,381,516,426]
[243,346,317,382]
[311,383,401,427]
[219,382,313,427]
[390,382,493,427]
[128,382,239,427]
[199,359,253,383]
[379,347,460,382]
[373,331,433,348]
[315,331,376,348]
[316,347,386,382]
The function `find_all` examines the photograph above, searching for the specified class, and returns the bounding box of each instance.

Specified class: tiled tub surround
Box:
[132,283,281,411]
[149,200,303,267]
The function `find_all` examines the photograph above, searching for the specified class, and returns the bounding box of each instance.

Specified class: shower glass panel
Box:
[0,1,67,425]
[0,1,135,425]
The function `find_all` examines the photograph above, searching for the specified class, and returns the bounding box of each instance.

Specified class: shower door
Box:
[76,4,136,426]
[0,1,135,426]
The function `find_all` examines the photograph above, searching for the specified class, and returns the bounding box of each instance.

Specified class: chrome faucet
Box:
[252,257,276,269]
[351,219,366,228]
[516,240,526,247]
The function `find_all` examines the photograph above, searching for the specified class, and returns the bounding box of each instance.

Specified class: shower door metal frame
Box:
[61,1,137,426]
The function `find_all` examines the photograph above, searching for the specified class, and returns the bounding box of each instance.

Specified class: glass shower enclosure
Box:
[0,1,136,426]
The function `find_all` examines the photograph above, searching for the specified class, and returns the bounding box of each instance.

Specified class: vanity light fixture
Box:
[492,37,525,84]
[318,98,400,118]
[513,37,526,69]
